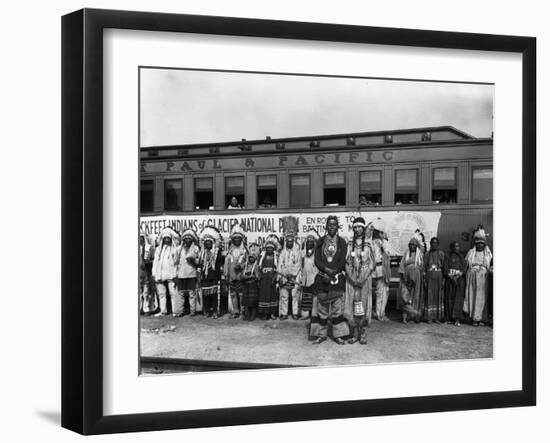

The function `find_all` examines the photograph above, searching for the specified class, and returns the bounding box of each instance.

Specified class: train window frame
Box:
[323,171,346,207]
[432,166,458,204]
[256,173,278,209]
[224,175,246,209]
[358,169,382,207]
[140,179,155,213]
[471,164,494,203]
[163,177,183,212]
[289,173,311,209]
[193,176,215,211]
[394,167,419,205]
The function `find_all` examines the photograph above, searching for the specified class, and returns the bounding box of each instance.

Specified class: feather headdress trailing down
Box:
[409,230,426,253]
[198,225,223,274]
[260,233,281,267]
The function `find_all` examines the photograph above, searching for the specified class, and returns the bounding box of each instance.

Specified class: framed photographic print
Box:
[61,8,536,435]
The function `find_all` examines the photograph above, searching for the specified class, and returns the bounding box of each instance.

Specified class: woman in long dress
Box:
[444,241,466,326]
[343,217,375,344]
[464,227,492,326]
[397,232,424,323]
[423,237,446,323]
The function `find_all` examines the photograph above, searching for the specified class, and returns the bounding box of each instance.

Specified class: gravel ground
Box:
[140,309,493,369]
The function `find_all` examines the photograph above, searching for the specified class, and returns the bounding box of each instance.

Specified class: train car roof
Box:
[140,125,488,152]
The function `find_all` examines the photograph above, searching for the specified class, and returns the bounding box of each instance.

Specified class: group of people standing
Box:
[139,216,493,346]
[397,225,493,327]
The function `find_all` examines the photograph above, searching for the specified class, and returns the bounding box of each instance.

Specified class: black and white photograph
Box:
[138,68,494,373]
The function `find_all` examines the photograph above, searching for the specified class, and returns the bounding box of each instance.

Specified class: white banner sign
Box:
[140,211,441,256]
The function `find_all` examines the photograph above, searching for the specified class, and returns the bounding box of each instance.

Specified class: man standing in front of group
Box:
[176,229,200,316]
[311,215,349,345]
[277,216,302,320]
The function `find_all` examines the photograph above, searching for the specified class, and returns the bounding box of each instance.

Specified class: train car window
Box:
[140,180,154,213]
[164,179,183,211]
[472,166,493,202]
[432,167,457,204]
[225,176,245,209]
[194,177,214,210]
[257,175,277,208]
[324,172,346,206]
[359,171,382,206]
[290,174,311,208]
[395,169,418,205]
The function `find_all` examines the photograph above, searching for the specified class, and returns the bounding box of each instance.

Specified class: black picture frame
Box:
[61,8,536,435]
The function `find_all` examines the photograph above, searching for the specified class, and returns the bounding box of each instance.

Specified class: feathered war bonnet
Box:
[409,229,425,252]
[199,225,223,251]
[260,233,281,266]
[473,225,488,245]
[157,226,180,246]
[180,228,199,244]
[229,223,246,242]
[303,228,320,248]
[197,225,223,273]
[263,234,281,252]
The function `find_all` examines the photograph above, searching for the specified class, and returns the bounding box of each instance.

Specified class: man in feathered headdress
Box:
[277,216,302,320]
[223,223,248,319]
[197,226,224,318]
[370,217,392,322]
[464,225,492,326]
[175,229,200,316]
[139,229,156,315]
[397,231,424,323]
[152,227,180,316]
[311,215,349,344]
[257,234,280,320]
